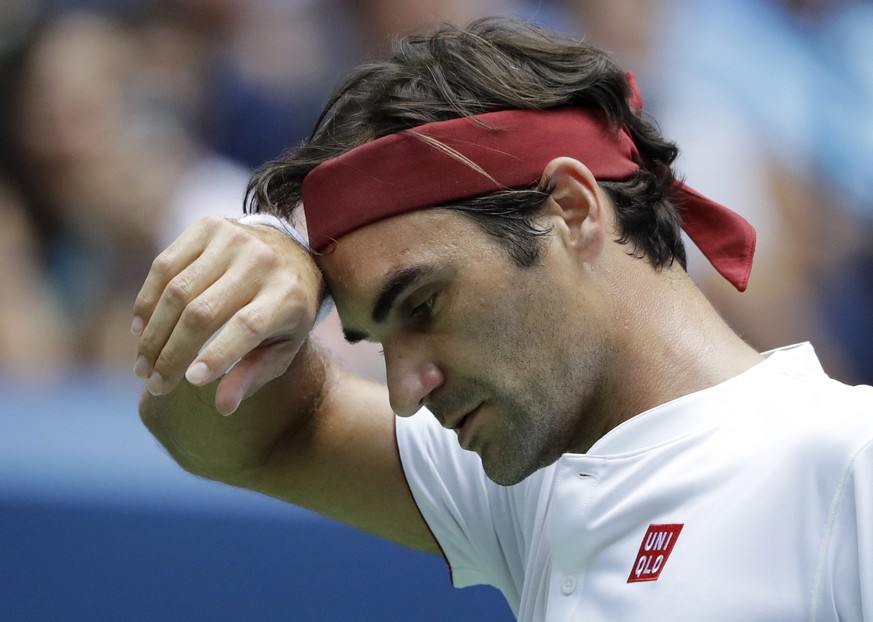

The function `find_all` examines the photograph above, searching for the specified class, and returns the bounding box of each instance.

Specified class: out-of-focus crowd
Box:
[1,0,871,386]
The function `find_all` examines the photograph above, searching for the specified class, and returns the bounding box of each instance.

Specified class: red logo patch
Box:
[627,523,684,583]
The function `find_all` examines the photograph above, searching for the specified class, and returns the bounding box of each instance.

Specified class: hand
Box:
[132,216,323,415]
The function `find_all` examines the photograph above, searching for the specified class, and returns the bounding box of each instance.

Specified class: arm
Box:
[134,216,438,553]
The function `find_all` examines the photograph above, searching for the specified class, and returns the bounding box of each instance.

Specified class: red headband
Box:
[302,76,755,291]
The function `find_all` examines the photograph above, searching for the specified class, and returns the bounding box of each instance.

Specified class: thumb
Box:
[214,339,303,415]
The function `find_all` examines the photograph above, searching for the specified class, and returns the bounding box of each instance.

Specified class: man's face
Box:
[318,208,613,486]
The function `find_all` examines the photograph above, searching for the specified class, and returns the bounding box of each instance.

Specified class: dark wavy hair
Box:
[248,18,686,270]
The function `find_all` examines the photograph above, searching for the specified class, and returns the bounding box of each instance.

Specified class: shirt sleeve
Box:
[813,436,873,621]
[395,410,527,602]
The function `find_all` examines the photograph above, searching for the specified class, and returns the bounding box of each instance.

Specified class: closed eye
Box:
[409,293,437,321]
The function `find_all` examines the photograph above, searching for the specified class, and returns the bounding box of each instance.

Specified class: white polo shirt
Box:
[396,343,873,620]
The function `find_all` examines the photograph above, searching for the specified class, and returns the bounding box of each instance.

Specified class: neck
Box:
[571,263,764,453]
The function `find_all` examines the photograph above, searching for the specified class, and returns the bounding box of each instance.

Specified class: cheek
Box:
[451,285,547,376]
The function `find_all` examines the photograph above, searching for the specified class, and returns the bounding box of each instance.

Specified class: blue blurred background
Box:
[1,0,871,619]
[0,374,511,620]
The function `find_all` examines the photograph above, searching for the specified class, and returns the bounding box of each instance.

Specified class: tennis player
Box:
[133,19,872,620]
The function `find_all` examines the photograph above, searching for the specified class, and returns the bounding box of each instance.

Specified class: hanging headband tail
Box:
[674,184,755,291]
[625,71,755,291]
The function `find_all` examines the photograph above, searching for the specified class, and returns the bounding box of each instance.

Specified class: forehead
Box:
[316,208,478,300]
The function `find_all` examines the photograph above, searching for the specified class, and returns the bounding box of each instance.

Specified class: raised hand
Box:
[132,216,324,415]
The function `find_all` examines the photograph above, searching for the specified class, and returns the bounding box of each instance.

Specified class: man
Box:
[133,19,872,620]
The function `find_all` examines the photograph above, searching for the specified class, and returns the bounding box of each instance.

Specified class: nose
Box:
[384,342,445,418]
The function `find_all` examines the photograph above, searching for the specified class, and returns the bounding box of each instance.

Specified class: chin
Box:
[480,440,562,487]
[480,451,544,487]
[482,466,526,487]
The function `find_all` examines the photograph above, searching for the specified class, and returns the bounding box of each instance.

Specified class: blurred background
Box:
[1,0,871,619]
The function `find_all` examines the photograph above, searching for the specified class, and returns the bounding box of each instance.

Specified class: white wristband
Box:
[235,212,308,246]
[234,213,334,325]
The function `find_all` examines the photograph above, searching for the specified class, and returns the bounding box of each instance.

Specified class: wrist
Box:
[233,213,334,325]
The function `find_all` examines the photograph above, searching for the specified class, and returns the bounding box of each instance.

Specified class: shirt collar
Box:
[582,342,824,457]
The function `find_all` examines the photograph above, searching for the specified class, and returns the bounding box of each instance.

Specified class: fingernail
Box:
[147,371,166,396]
[131,316,144,335]
[134,355,151,379]
[221,398,241,417]
[185,362,210,385]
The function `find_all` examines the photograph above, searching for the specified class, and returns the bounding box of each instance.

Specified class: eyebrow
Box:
[341,264,437,344]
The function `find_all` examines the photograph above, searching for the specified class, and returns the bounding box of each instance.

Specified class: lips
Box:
[440,402,479,431]
[432,399,485,450]
[455,404,482,450]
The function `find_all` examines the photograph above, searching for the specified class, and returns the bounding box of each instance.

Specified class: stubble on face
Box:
[322,208,612,487]
[443,261,610,487]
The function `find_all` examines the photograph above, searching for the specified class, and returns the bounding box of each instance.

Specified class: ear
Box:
[539,157,607,261]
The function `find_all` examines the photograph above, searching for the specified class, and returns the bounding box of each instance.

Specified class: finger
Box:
[145,261,264,394]
[183,280,309,389]
[132,217,216,335]
[135,245,233,379]
[213,340,303,415]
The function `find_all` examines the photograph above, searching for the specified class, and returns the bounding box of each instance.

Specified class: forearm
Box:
[139,338,329,487]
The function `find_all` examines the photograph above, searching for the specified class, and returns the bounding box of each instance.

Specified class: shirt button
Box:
[561,575,577,595]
